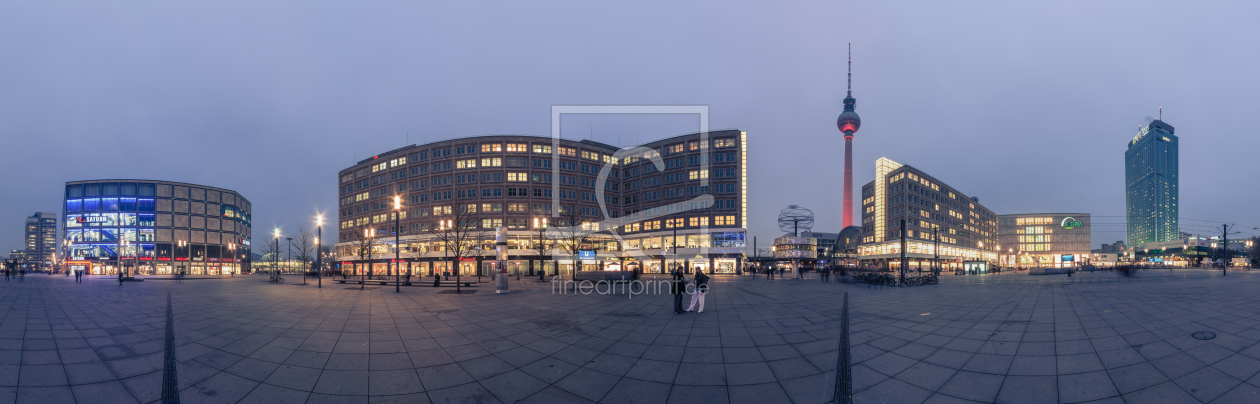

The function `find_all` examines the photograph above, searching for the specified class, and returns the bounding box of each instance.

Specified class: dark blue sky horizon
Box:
[3,1,1260,255]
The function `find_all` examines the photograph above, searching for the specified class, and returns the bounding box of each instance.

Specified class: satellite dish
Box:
[777,205,814,235]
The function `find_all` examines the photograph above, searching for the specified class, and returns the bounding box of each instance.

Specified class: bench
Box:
[433,281,477,287]
[336,278,417,286]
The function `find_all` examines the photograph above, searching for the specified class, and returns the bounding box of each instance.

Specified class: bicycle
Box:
[270,272,284,284]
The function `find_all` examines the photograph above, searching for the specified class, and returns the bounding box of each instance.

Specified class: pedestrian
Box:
[118,269,123,286]
[671,269,685,314]
[686,270,709,313]
[4,268,8,281]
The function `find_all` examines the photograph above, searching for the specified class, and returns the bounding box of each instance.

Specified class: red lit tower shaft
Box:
[843,135,853,227]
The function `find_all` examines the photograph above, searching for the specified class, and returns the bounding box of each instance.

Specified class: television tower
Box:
[837,43,861,228]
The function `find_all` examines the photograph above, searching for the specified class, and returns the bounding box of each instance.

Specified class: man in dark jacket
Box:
[686,270,708,313]
[671,269,685,314]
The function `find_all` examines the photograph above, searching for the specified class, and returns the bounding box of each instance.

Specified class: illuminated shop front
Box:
[62,180,252,275]
[997,214,1091,269]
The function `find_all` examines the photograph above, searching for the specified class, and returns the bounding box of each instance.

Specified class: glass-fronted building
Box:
[997,213,1091,268]
[62,180,252,276]
[1125,119,1178,245]
[857,157,999,270]
[334,130,748,277]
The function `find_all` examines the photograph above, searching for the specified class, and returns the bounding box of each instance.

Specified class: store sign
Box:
[1060,217,1082,230]
[578,250,597,260]
[1061,254,1075,262]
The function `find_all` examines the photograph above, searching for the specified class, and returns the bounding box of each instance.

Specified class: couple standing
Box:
[672,268,709,314]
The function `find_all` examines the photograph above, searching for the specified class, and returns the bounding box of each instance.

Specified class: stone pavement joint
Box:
[0,269,1258,403]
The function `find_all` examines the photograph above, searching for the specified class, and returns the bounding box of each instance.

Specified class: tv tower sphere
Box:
[837,104,860,136]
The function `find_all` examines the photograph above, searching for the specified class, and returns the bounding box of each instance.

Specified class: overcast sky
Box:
[3,0,1259,255]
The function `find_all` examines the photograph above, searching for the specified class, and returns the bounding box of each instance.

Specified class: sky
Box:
[3,0,1260,255]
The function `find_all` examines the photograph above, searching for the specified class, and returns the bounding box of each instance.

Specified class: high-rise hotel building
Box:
[857,157,998,269]
[1125,119,1178,245]
[334,130,748,276]
[23,212,57,270]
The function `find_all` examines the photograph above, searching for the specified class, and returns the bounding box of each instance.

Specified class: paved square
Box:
[1,269,1260,403]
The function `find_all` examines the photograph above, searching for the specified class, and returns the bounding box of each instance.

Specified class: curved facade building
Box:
[62,180,252,275]
[335,130,748,276]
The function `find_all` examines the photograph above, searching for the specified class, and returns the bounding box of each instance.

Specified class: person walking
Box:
[671,269,686,314]
[4,268,8,282]
[685,270,709,313]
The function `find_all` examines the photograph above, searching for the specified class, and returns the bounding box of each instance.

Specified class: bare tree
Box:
[433,204,488,293]
[532,217,550,278]
[256,238,282,273]
[291,226,317,275]
[349,228,378,278]
[548,204,595,282]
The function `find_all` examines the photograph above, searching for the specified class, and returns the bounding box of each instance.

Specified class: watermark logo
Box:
[545,105,713,263]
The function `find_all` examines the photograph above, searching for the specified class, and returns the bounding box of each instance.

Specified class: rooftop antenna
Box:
[1159,107,1162,121]
[847,42,852,97]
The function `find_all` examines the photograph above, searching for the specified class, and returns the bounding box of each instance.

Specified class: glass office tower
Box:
[1125,119,1179,245]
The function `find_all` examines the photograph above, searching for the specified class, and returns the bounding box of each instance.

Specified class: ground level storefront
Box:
[337,254,745,277]
[63,259,247,275]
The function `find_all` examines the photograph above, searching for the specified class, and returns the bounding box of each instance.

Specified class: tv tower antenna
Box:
[847,42,852,97]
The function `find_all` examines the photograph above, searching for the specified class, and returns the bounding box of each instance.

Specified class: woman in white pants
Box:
[686,270,709,313]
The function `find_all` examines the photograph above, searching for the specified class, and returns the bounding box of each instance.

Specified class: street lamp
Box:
[316,215,323,288]
[273,229,281,280]
[534,217,547,280]
[63,239,72,276]
[394,195,401,293]
[177,240,187,278]
[228,243,236,276]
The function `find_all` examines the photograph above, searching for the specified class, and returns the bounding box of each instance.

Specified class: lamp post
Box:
[534,217,547,281]
[316,215,323,288]
[228,243,236,277]
[273,229,281,281]
[177,240,186,280]
[394,196,401,293]
[286,237,293,276]
[121,239,130,280]
[363,228,375,289]
[63,239,71,276]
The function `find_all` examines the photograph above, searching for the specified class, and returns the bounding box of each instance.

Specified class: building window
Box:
[689,217,708,227]
[480,158,502,167]
[481,144,502,153]
[532,145,552,154]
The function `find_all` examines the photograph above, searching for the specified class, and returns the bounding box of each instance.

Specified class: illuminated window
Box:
[456,159,477,169]
[558,147,576,157]
[714,138,735,148]
[480,158,502,167]
[482,218,503,228]
[689,141,699,151]
[714,215,736,226]
[506,143,527,152]
[688,170,709,180]
[507,173,527,182]
[481,144,502,153]
[532,145,552,154]
[507,203,527,212]
[668,144,684,154]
